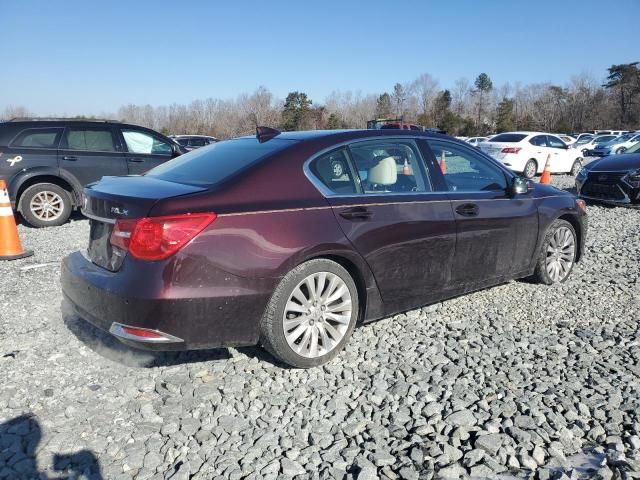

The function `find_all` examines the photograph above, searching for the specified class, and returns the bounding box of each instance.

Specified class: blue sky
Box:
[2,0,638,115]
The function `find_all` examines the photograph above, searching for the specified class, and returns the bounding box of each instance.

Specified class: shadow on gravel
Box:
[62,303,232,368]
[0,414,103,479]
[16,210,87,228]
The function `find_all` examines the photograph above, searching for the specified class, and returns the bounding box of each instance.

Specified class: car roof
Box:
[239,129,449,143]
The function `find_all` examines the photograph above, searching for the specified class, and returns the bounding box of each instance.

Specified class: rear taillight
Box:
[501,147,522,154]
[110,213,216,261]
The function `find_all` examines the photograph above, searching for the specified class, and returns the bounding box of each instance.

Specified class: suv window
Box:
[309,148,357,195]
[529,135,547,147]
[11,128,62,148]
[428,140,508,192]
[64,127,117,151]
[546,135,566,149]
[122,130,172,155]
[349,140,430,193]
[146,137,294,187]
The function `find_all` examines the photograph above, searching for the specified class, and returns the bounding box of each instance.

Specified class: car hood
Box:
[586,153,640,172]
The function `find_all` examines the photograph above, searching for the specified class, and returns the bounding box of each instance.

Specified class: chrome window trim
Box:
[81,210,116,224]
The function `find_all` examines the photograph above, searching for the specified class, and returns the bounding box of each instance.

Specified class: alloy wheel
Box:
[29,191,64,221]
[525,161,536,178]
[545,226,575,282]
[282,272,352,358]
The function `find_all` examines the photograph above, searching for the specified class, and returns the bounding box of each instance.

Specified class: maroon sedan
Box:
[61,128,587,368]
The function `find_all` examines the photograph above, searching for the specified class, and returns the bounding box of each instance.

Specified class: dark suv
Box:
[0,118,185,227]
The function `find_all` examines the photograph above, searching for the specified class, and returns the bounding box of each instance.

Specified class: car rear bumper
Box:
[61,251,273,350]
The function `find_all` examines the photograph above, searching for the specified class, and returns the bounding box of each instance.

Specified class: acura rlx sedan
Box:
[576,142,640,206]
[62,128,587,368]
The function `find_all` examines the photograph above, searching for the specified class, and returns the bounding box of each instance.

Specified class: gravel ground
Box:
[1,175,639,480]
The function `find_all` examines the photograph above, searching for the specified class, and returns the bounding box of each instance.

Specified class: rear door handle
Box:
[128,157,144,163]
[62,155,78,161]
[455,203,479,217]
[339,206,372,220]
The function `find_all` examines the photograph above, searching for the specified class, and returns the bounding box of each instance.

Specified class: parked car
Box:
[478,132,584,178]
[61,128,587,368]
[169,135,218,151]
[571,134,619,156]
[465,136,488,147]
[0,118,186,227]
[574,133,595,142]
[590,132,640,157]
[576,141,640,206]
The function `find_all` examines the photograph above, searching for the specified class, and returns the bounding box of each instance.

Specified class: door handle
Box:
[339,206,372,220]
[62,155,78,161]
[128,157,144,163]
[455,203,479,217]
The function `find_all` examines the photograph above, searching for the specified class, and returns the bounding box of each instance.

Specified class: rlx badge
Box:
[110,207,129,216]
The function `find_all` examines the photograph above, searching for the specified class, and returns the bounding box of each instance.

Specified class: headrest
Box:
[367,156,397,185]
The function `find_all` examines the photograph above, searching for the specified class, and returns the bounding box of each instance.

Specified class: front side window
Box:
[349,140,430,193]
[428,140,508,192]
[546,135,566,148]
[309,148,357,194]
[122,130,172,155]
[64,128,116,152]
[190,137,206,147]
[11,128,62,148]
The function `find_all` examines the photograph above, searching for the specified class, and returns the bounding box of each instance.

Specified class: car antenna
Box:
[256,126,281,143]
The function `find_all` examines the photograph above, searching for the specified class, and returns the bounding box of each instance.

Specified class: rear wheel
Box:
[570,159,583,176]
[260,259,359,368]
[523,160,537,179]
[531,219,577,285]
[20,183,72,228]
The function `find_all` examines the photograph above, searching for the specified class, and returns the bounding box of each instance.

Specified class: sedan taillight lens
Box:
[110,213,216,260]
[501,147,522,154]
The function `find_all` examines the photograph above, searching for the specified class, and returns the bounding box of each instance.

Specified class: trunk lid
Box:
[83,175,207,271]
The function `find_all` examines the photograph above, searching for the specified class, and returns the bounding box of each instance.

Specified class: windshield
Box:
[146,137,296,187]
[595,135,617,143]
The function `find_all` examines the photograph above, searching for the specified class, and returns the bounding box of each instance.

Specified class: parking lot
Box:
[1,174,639,479]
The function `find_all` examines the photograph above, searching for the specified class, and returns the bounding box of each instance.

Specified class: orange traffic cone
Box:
[0,180,33,260]
[402,159,411,175]
[440,151,447,174]
[539,154,552,184]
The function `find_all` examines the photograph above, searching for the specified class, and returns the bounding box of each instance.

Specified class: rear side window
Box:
[489,133,527,143]
[309,148,358,194]
[147,137,295,187]
[176,138,189,146]
[190,137,206,147]
[64,128,116,151]
[11,128,62,148]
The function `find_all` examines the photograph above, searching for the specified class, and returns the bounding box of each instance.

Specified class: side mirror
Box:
[512,176,531,195]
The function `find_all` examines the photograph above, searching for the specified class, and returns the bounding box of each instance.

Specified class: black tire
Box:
[616,147,626,154]
[523,159,537,179]
[570,159,582,176]
[531,219,577,285]
[19,183,72,228]
[260,259,359,368]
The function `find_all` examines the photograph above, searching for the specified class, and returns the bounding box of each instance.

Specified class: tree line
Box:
[3,62,639,138]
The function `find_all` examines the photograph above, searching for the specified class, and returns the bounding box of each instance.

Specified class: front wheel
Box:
[260,259,359,368]
[570,159,582,176]
[523,160,537,179]
[531,219,577,285]
[616,147,626,154]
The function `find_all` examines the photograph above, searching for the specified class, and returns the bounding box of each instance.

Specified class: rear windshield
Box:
[488,133,527,143]
[146,137,295,187]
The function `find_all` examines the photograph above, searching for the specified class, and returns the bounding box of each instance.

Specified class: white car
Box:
[465,136,488,147]
[591,132,640,156]
[478,132,584,178]
[555,134,576,145]
[571,134,619,156]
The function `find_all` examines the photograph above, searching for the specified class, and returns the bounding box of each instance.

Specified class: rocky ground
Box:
[0,175,639,480]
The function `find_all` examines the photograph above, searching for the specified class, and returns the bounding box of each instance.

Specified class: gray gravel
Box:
[1,176,639,479]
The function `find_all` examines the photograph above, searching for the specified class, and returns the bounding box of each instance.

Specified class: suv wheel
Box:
[531,219,577,285]
[260,259,359,368]
[20,183,72,228]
